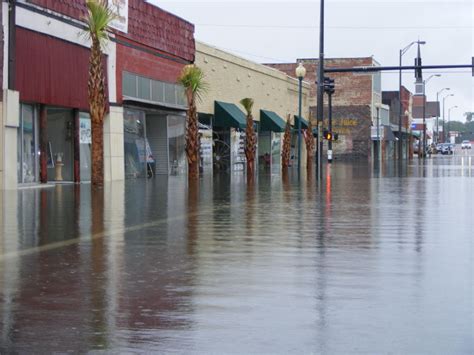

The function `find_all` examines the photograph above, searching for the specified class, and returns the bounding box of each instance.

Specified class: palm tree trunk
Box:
[305,120,315,171]
[245,114,256,177]
[186,96,200,181]
[89,37,107,186]
[282,115,291,169]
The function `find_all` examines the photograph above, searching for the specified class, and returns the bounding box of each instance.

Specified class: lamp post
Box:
[375,103,381,163]
[399,40,425,161]
[295,62,306,173]
[442,93,454,142]
[316,0,325,179]
[447,105,458,144]
[422,74,440,158]
[435,88,450,143]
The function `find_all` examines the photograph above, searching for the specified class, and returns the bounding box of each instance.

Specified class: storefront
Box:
[258,110,286,172]
[123,108,186,178]
[16,104,92,184]
[212,101,248,173]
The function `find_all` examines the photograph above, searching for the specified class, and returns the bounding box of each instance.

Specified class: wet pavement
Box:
[0,153,473,353]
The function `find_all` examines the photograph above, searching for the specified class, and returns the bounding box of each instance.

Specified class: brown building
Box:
[266,58,382,160]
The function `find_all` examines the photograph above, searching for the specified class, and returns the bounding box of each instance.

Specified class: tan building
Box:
[195,41,311,172]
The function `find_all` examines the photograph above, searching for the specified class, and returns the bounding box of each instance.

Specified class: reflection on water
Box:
[0,157,473,353]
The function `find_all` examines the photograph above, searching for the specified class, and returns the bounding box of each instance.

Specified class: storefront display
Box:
[17,104,38,184]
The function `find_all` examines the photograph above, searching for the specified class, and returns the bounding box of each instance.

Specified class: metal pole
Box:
[422,81,426,158]
[442,97,446,142]
[328,93,332,162]
[317,0,325,178]
[398,50,403,161]
[448,108,451,143]
[298,77,302,173]
[376,106,380,162]
[436,91,439,143]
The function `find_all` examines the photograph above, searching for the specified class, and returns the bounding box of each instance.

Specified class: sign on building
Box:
[108,0,128,33]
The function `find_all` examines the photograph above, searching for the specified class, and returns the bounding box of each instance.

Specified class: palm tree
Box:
[177,65,208,181]
[304,118,315,171]
[240,98,257,177]
[282,114,292,169]
[84,0,115,186]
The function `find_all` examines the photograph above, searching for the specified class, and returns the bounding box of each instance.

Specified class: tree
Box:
[281,114,292,169]
[240,98,257,178]
[304,118,315,171]
[84,0,115,186]
[177,65,208,181]
[464,112,473,122]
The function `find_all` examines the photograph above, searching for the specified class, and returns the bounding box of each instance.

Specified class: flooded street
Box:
[0,155,473,353]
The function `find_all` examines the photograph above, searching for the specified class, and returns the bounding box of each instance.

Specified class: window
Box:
[122,71,186,108]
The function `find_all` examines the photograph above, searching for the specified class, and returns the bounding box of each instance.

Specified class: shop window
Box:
[137,76,151,101]
[164,82,176,105]
[17,104,38,183]
[123,71,186,109]
[123,71,137,97]
[152,80,165,103]
[124,109,147,178]
[79,112,92,181]
[168,115,186,175]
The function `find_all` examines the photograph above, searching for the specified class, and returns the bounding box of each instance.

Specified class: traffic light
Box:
[323,77,335,95]
[323,130,338,141]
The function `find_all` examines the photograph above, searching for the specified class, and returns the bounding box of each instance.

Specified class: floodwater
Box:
[0,154,473,353]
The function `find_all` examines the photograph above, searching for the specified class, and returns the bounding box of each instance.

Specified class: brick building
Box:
[1,0,194,189]
[382,86,414,159]
[266,58,382,160]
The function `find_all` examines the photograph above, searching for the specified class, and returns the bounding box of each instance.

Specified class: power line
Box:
[196,23,472,30]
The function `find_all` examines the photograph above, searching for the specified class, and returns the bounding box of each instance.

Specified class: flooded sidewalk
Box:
[0,158,472,353]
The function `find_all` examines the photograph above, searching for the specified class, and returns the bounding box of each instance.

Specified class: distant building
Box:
[266,57,381,160]
[382,86,414,159]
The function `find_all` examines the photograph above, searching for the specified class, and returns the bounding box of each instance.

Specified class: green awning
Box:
[214,101,246,129]
[260,110,286,132]
[294,115,309,129]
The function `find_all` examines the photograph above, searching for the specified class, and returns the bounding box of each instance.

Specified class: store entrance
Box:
[123,108,186,178]
[46,108,74,182]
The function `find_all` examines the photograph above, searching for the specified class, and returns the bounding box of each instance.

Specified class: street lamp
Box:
[442,93,454,142]
[295,62,306,173]
[399,40,425,161]
[447,105,458,143]
[435,87,450,143]
[422,74,440,157]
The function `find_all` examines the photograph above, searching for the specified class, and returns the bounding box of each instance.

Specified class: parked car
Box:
[440,143,453,155]
[436,143,443,154]
[461,140,472,149]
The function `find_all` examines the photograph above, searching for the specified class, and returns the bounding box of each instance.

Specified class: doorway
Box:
[46,108,74,182]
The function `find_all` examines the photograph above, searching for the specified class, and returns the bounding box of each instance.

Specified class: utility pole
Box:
[316,0,325,179]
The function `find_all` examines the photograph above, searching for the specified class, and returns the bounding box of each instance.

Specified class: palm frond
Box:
[240,98,254,116]
[177,65,209,102]
[83,0,116,45]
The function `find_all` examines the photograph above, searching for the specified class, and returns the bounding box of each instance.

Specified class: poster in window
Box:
[80,117,92,144]
[108,0,128,33]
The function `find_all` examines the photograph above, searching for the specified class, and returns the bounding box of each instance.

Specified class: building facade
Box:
[1,0,194,189]
[382,86,415,159]
[266,57,382,160]
[195,42,311,173]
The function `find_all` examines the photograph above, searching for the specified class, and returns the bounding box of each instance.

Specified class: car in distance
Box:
[461,140,472,149]
[440,143,454,155]
[436,143,443,154]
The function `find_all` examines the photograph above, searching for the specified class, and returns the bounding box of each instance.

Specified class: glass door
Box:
[124,109,147,178]
[17,104,38,183]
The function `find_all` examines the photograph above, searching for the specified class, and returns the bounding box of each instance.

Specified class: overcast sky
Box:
[150,0,473,122]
